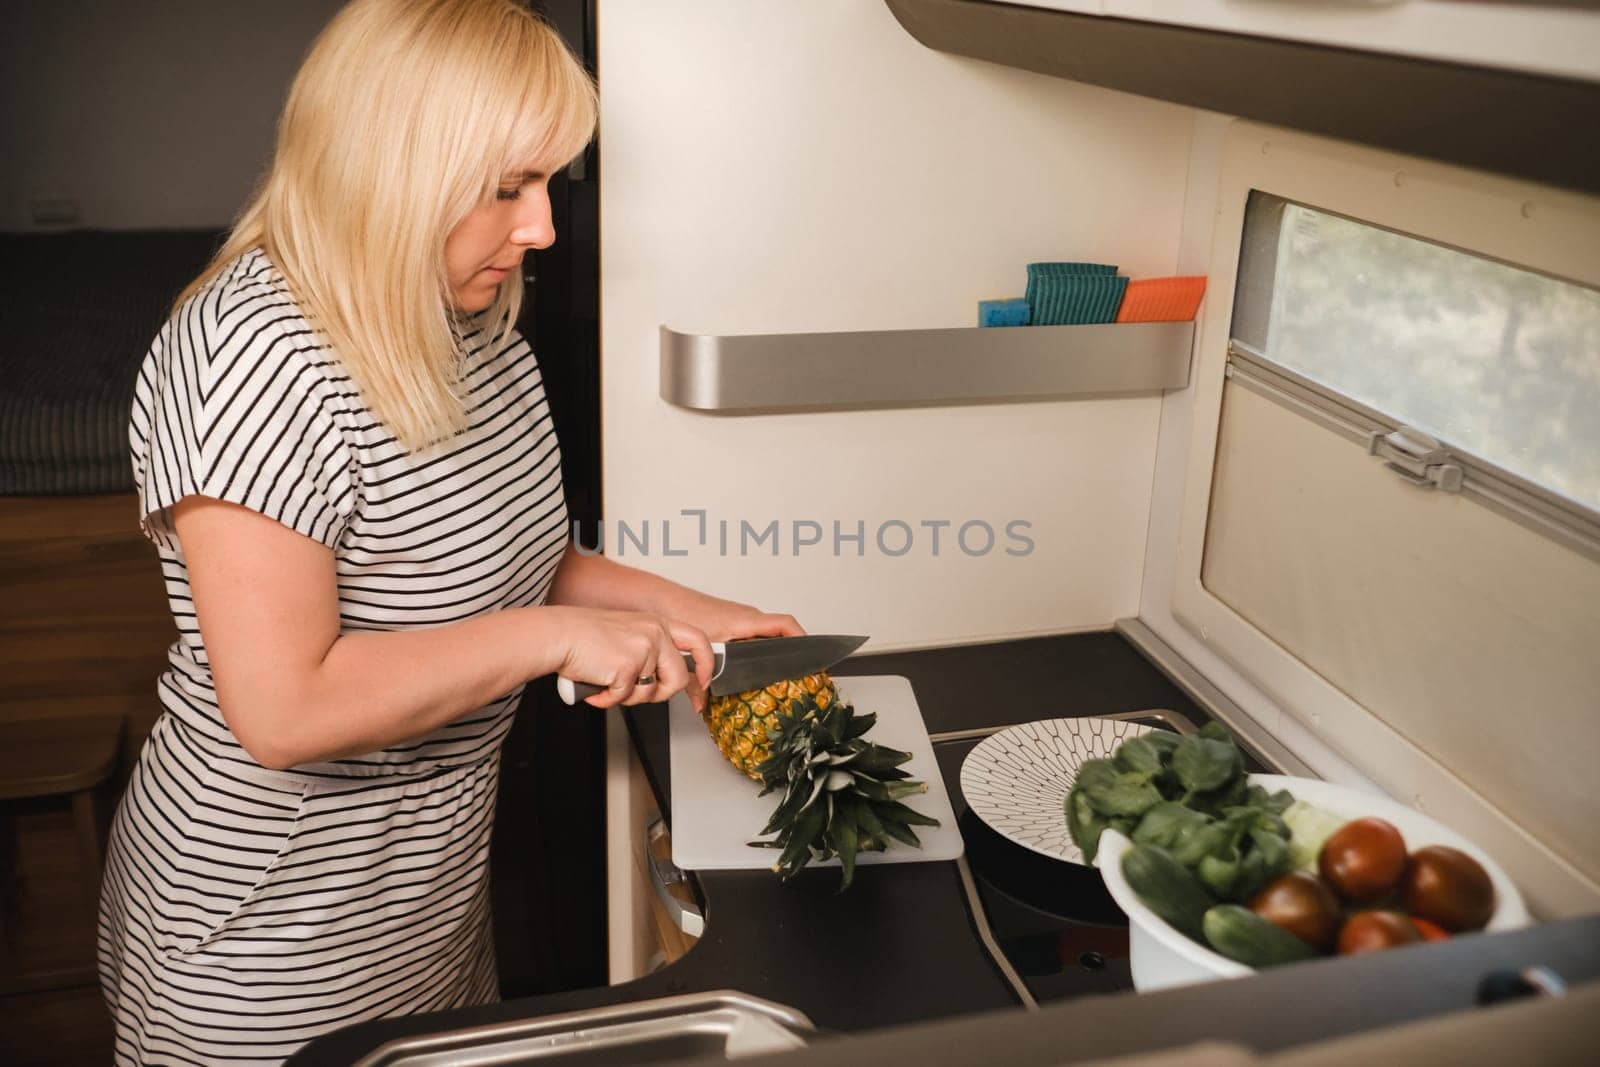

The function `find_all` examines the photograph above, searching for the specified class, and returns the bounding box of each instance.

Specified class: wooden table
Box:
[0,712,124,993]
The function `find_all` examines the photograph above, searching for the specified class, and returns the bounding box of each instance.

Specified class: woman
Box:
[97,1,800,1062]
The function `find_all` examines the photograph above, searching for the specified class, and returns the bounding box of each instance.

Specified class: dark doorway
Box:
[489,0,609,999]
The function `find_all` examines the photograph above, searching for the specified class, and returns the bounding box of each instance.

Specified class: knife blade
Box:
[556,633,868,705]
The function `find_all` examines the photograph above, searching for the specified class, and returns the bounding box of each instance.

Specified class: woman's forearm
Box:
[545,545,804,653]
[185,509,747,771]
[546,545,699,617]
[250,604,577,769]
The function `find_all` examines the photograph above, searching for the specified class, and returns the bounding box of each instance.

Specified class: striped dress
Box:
[99,248,569,1064]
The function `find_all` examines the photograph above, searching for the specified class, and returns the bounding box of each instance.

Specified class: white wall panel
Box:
[599,0,1195,649]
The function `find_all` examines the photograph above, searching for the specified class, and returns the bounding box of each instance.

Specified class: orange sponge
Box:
[1115,276,1207,323]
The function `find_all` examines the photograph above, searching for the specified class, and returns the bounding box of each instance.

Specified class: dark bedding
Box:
[0,229,223,494]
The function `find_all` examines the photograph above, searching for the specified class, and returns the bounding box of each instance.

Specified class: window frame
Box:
[1226,340,1600,564]
[1166,122,1600,917]
[1228,192,1600,559]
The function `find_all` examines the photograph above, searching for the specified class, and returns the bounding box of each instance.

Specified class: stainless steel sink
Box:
[350,991,814,1066]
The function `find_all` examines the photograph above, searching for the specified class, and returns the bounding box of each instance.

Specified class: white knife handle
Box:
[557,642,726,705]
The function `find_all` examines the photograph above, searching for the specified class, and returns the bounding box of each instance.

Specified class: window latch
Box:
[1366,426,1464,493]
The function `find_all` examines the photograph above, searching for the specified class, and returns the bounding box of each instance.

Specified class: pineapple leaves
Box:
[877,818,922,849]
[773,800,828,879]
[750,692,941,891]
[849,776,925,803]
[852,744,913,777]
[760,778,811,836]
[831,797,861,893]
[877,800,940,828]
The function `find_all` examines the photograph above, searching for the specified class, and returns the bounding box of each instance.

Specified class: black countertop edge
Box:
[290,914,1600,1066]
[671,916,1600,1067]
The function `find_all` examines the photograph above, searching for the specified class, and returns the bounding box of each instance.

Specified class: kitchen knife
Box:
[555,633,868,706]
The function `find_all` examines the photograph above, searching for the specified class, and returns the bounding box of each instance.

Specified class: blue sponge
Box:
[978,298,1031,327]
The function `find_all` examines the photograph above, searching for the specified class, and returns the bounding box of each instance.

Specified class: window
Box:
[1232,193,1600,517]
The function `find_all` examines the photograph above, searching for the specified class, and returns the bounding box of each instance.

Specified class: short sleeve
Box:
[129,280,358,552]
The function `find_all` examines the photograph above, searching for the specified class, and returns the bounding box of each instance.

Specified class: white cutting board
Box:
[668,675,963,871]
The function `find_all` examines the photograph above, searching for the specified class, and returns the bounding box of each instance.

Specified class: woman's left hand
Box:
[663,591,805,712]
[683,594,804,644]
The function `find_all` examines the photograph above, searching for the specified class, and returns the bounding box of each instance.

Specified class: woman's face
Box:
[445,170,555,312]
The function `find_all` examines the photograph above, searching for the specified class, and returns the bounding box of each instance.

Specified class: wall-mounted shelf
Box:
[659,321,1194,413]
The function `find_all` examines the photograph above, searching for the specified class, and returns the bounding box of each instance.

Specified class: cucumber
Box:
[1120,844,1214,940]
[1202,905,1317,968]
[1066,789,1108,863]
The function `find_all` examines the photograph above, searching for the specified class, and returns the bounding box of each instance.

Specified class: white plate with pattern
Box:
[959,717,1158,864]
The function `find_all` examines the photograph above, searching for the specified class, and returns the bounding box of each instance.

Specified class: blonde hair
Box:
[178,0,597,450]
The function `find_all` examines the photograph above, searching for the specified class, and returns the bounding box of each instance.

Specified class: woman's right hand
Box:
[553,607,716,710]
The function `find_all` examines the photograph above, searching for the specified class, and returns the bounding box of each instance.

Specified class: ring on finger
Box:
[635,673,656,686]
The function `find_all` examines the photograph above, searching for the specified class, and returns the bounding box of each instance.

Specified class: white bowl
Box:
[1096,773,1531,992]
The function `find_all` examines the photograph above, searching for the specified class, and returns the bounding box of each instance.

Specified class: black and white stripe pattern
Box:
[100,249,568,1064]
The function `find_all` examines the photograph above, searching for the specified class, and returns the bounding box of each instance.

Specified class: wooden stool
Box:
[0,712,124,992]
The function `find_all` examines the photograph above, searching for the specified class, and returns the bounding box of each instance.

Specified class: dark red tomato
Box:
[1249,871,1342,952]
[1319,817,1408,903]
[1337,910,1422,955]
[1409,916,1452,943]
[1402,845,1496,932]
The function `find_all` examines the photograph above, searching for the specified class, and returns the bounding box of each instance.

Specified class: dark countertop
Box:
[621,631,1215,1032]
[291,632,1600,1064]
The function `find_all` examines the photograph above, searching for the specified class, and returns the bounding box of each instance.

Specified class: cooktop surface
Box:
[934,735,1134,1003]
[932,712,1226,1006]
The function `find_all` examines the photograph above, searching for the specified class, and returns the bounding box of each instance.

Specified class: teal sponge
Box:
[1025,262,1125,325]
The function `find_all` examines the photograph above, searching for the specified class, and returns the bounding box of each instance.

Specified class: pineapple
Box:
[704,671,838,778]
[702,673,940,890]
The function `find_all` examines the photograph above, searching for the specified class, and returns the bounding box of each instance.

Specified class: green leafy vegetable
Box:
[1069,722,1297,918]
[1186,773,1250,817]
[1143,731,1183,760]
[1071,756,1164,820]
[1169,817,1231,869]
[1072,759,1120,797]
[1245,785,1296,816]
[1171,734,1244,793]
[1114,737,1168,777]
[1240,824,1290,898]
[1131,801,1212,852]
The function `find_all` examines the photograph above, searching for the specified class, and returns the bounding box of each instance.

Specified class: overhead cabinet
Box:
[884,0,1600,195]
